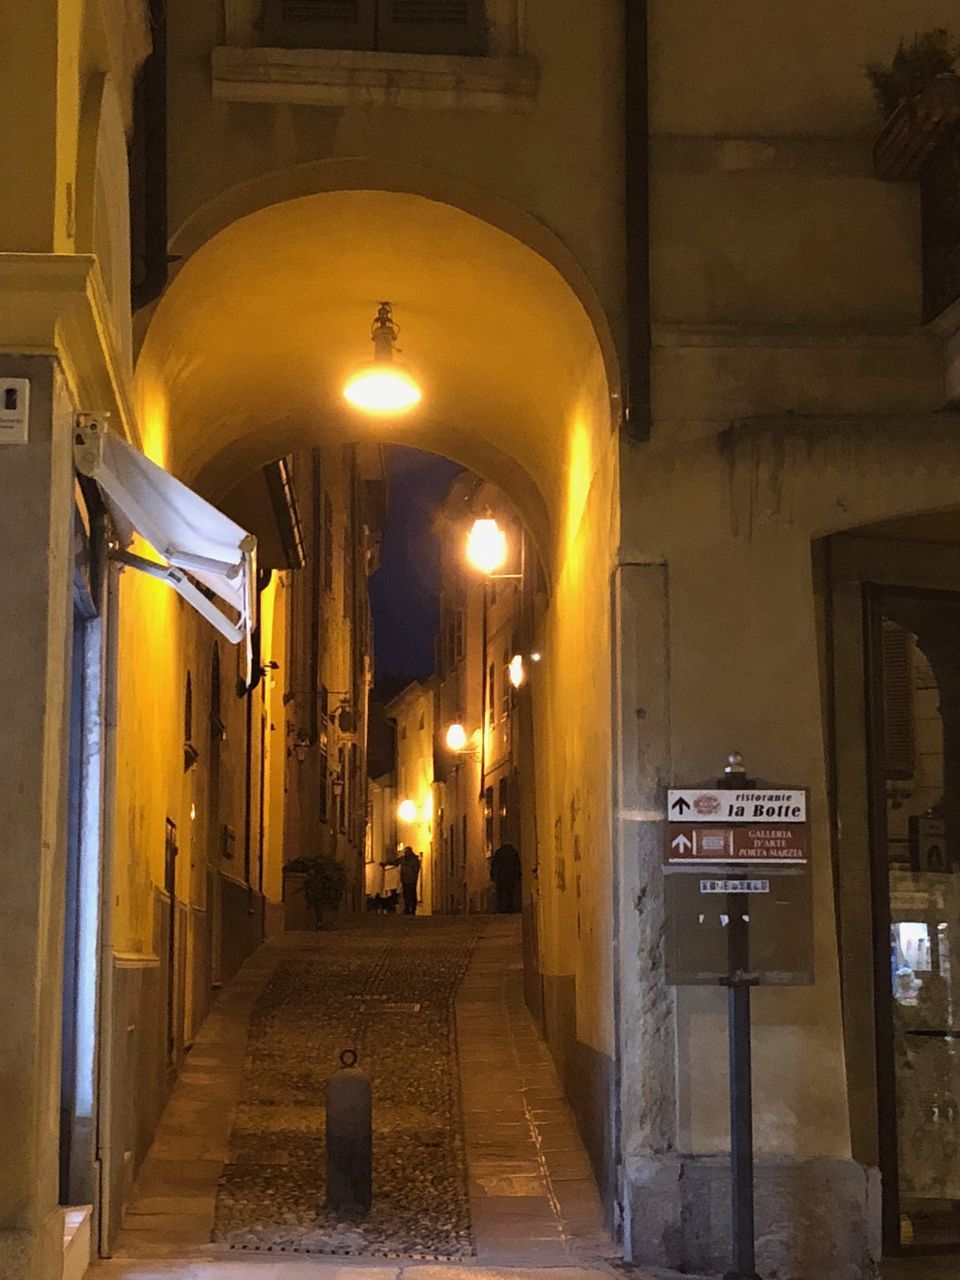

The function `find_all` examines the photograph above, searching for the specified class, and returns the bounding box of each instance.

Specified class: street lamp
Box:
[343,302,422,414]
[397,798,417,823]
[466,516,508,575]
[445,723,482,755]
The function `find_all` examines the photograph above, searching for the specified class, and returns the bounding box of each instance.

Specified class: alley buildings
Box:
[6,3,960,1279]
[367,474,528,918]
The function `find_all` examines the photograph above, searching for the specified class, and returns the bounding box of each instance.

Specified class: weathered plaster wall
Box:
[164,0,625,342]
[620,2,960,1270]
[535,378,620,1204]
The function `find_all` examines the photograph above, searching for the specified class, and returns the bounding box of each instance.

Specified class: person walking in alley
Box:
[490,842,522,913]
[399,846,421,915]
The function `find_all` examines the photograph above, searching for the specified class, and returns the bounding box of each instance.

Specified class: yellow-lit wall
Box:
[391,682,437,913]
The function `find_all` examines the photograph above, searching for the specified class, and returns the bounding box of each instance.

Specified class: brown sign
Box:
[667,825,808,863]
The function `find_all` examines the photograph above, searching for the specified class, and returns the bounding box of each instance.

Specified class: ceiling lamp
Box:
[343,301,422,414]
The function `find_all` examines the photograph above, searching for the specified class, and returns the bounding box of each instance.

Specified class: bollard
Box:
[325,1048,372,1215]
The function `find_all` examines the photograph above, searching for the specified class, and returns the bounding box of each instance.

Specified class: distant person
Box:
[490,842,522,913]
[398,847,421,915]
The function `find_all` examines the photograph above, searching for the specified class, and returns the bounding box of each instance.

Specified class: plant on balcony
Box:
[286,853,347,928]
[867,29,960,180]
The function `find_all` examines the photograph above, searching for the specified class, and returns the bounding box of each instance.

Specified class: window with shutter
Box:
[262,0,485,54]
[263,0,376,49]
[376,0,485,55]
[881,620,915,780]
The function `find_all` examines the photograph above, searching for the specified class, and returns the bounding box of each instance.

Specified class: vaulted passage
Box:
[69,178,626,1271]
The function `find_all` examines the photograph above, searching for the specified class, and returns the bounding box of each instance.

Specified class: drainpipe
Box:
[131,0,168,310]
[611,0,651,1242]
[623,0,651,440]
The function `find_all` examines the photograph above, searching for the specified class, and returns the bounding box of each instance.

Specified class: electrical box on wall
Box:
[0,379,29,444]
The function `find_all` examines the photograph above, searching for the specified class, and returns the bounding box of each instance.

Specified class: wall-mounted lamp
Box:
[445,722,481,755]
[289,728,311,763]
[508,654,526,689]
[343,302,422,414]
[397,798,418,823]
[466,516,508,575]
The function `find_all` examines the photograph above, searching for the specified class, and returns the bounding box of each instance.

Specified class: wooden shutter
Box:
[376,0,486,55]
[262,0,375,49]
[881,621,915,779]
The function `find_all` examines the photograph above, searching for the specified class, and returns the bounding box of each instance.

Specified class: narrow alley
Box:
[93,918,615,1277]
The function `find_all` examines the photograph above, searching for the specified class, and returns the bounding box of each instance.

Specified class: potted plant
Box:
[285,853,348,929]
[867,29,960,180]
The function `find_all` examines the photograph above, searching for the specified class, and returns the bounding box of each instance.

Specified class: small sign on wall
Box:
[0,379,29,444]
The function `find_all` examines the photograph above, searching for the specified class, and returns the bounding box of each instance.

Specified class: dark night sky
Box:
[369,445,463,684]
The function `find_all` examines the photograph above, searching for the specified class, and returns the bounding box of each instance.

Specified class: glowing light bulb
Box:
[397,799,417,823]
[343,364,422,414]
[446,723,468,751]
[508,655,525,689]
[466,517,508,574]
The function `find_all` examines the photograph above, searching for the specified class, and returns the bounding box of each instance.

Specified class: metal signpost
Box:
[664,754,814,1280]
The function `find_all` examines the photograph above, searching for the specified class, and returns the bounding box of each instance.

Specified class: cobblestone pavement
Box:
[100,915,627,1278]
[215,916,483,1259]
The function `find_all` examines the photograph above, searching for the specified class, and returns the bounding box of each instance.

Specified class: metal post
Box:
[719,753,761,1280]
[325,1048,372,1215]
[726,980,759,1280]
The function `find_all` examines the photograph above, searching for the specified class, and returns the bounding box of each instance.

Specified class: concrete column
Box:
[0,356,76,1279]
[616,536,881,1279]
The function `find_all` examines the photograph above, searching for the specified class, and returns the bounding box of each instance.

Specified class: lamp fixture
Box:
[445,722,468,751]
[343,302,422,414]
[466,515,508,575]
[397,798,418,823]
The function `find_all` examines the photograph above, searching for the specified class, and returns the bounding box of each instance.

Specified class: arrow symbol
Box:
[671,796,691,814]
[671,833,692,853]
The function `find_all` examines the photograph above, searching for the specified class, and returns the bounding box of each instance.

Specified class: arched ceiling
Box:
[135,189,617,562]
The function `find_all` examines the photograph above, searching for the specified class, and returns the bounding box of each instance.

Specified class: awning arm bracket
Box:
[111,549,245,645]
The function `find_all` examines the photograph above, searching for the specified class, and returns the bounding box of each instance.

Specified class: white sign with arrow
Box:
[667,789,806,823]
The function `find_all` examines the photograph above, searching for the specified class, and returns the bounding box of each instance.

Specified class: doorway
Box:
[164,817,179,1069]
[60,502,104,1211]
[866,584,960,1256]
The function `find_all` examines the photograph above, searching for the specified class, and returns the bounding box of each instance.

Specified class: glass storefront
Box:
[872,590,960,1253]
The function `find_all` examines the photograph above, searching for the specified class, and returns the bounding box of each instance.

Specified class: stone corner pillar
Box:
[612,540,880,1280]
[0,355,76,1280]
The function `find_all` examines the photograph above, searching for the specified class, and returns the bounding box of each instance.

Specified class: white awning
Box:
[74,419,257,661]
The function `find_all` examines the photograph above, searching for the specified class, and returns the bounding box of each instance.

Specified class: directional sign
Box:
[664,782,813,986]
[667,825,807,863]
[667,789,806,823]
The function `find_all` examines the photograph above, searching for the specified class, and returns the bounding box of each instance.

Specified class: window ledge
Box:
[211,45,538,112]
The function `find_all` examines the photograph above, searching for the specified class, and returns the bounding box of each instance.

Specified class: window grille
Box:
[881,621,915,780]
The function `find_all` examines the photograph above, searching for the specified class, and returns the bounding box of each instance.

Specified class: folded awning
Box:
[74,419,257,663]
